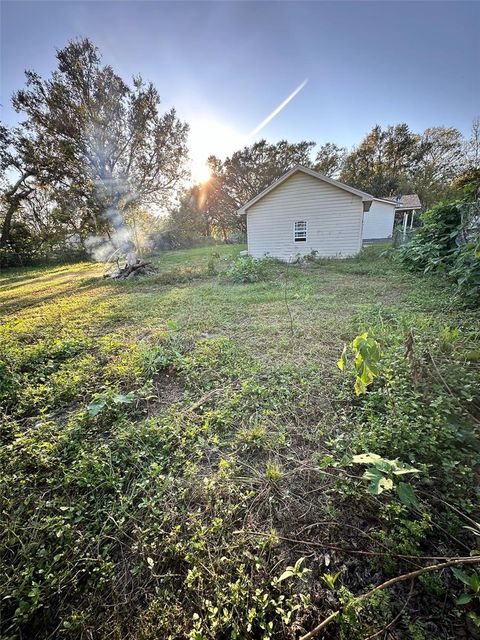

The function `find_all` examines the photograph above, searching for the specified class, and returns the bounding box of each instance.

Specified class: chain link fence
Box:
[393,227,418,247]
[457,200,480,245]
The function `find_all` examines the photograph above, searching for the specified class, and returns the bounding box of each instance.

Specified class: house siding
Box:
[246,171,364,260]
[362,200,396,240]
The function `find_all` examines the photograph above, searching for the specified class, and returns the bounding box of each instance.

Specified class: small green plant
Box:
[264,461,283,484]
[275,557,311,584]
[303,249,320,263]
[206,252,220,276]
[337,586,391,640]
[351,453,419,504]
[452,567,480,608]
[338,332,382,394]
[321,571,341,591]
[87,389,136,417]
[236,424,269,449]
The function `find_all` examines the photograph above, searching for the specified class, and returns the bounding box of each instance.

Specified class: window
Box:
[294,221,307,242]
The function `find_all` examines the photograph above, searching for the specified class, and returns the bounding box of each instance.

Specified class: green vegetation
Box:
[399,200,480,305]
[224,254,276,283]
[1,244,479,639]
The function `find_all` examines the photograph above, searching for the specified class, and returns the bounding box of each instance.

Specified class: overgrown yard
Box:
[1,246,479,639]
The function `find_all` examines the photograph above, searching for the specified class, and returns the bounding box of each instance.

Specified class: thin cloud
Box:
[247,78,309,139]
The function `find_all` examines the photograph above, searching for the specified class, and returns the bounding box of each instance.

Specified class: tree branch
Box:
[299,556,480,640]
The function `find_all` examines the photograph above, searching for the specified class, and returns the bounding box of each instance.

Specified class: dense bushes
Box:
[224,255,275,283]
[149,231,219,251]
[448,238,480,303]
[399,200,480,304]
[0,247,89,268]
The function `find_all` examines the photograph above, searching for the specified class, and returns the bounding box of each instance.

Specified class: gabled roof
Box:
[371,197,398,207]
[385,194,422,210]
[237,165,383,214]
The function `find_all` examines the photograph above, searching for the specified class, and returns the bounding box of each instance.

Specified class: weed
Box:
[265,461,284,484]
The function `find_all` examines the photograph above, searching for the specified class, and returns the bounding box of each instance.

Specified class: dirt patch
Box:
[144,366,184,416]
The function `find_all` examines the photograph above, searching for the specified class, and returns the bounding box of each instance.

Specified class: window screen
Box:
[294,221,307,242]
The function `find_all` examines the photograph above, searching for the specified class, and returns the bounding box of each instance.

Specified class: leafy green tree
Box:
[340,124,421,197]
[168,171,239,244]
[168,187,212,242]
[199,173,238,241]
[455,117,480,198]
[465,116,480,171]
[410,127,464,208]
[339,123,470,206]
[0,125,36,249]
[10,38,189,242]
[314,142,347,177]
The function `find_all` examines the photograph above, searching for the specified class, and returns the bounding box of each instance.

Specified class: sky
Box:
[1,0,479,181]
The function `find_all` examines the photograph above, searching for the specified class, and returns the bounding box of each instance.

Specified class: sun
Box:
[189,118,244,184]
[191,159,212,184]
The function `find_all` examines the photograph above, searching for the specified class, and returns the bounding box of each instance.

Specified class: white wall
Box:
[362,200,396,240]
[246,171,364,260]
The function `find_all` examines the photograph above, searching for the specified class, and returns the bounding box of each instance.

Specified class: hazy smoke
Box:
[85,228,133,262]
[83,127,140,262]
[85,203,134,262]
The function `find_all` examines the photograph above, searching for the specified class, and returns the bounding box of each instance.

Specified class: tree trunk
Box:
[0,200,17,249]
[0,172,33,249]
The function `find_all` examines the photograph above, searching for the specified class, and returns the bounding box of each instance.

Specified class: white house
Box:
[362,199,397,242]
[238,165,395,260]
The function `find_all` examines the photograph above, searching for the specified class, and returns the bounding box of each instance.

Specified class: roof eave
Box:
[372,197,398,206]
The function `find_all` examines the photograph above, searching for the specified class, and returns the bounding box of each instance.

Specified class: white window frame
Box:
[294,220,307,242]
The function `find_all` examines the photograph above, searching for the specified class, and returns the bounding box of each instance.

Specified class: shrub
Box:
[399,201,463,272]
[447,238,480,304]
[224,255,272,283]
[399,200,480,304]
[206,251,220,275]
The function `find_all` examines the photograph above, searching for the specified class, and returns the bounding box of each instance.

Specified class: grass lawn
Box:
[1,245,479,639]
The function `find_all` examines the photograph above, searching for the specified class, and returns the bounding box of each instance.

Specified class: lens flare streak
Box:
[247,78,309,139]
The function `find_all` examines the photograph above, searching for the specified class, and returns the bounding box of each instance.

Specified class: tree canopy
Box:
[314,142,347,177]
[1,38,189,258]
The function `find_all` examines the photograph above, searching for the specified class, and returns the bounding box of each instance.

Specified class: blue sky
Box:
[1,0,479,179]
